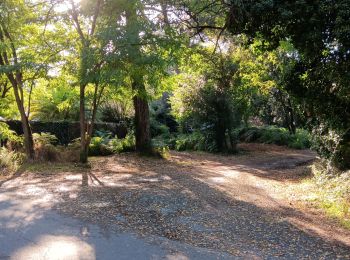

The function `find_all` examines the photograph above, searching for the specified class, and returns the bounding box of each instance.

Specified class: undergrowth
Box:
[236,126,311,149]
[303,162,350,228]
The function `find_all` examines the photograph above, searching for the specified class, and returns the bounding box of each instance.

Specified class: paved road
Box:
[1,146,350,259]
[0,182,231,259]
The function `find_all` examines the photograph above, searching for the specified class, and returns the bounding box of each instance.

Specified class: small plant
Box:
[107,133,136,153]
[0,122,23,146]
[33,132,58,145]
[89,136,112,156]
[0,147,25,173]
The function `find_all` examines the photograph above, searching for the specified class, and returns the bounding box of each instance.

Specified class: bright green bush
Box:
[0,122,22,144]
[88,137,112,156]
[107,134,136,154]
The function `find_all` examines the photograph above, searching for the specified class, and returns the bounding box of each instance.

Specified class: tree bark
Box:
[132,82,151,153]
[79,84,88,163]
[12,84,35,159]
[0,26,34,159]
[126,4,152,154]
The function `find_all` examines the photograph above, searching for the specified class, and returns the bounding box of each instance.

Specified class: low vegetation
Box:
[299,162,350,228]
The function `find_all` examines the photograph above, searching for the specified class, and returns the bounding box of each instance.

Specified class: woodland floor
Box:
[0,144,350,259]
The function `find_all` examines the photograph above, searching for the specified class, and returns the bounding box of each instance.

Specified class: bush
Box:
[237,126,311,149]
[308,162,350,228]
[150,119,170,138]
[174,132,217,152]
[33,133,80,162]
[89,136,113,156]
[107,133,136,154]
[0,147,25,173]
[0,122,23,150]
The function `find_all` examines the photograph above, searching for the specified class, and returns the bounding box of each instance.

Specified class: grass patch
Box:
[23,162,86,173]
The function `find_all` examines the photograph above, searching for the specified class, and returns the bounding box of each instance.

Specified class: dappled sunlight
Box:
[1,148,349,258]
[11,235,95,260]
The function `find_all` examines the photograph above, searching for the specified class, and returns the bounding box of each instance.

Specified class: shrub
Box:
[107,133,136,154]
[89,136,113,156]
[33,132,58,145]
[308,162,350,228]
[289,129,311,149]
[33,133,80,162]
[0,147,25,173]
[150,119,170,138]
[33,133,59,161]
[174,132,217,152]
[237,126,311,149]
[0,122,23,150]
[0,122,20,142]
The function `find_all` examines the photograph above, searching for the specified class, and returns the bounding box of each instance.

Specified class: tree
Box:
[0,0,57,159]
[171,45,249,152]
[100,0,182,153]
[226,0,350,169]
[180,0,350,169]
[65,0,105,163]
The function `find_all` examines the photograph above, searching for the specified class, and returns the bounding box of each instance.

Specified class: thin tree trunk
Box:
[287,97,296,134]
[79,84,88,163]
[12,84,35,159]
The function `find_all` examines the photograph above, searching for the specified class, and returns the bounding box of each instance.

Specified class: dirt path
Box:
[1,144,349,259]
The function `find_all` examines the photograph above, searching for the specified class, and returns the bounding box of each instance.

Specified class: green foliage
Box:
[0,147,25,173]
[226,0,350,169]
[31,78,80,121]
[174,132,217,152]
[33,133,58,146]
[89,136,113,156]
[171,48,245,152]
[107,134,136,154]
[306,162,350,228]
[0,122,21,143]
[237,126,311,149]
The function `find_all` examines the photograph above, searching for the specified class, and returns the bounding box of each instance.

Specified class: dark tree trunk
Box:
[125,5,152,154]
[287,98,296,134]
[132,83,151,153]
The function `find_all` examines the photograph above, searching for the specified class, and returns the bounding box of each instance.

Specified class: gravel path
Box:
[0,144,349,259]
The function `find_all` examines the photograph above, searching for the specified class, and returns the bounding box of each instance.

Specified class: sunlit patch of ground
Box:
[1,143,350,258]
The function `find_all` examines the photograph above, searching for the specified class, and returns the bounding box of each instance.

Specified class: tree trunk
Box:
[79,84,88,163]
[287,97,296,134]
[132,83,151,153]
[125,5,152,154]
[12,84,34,159]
